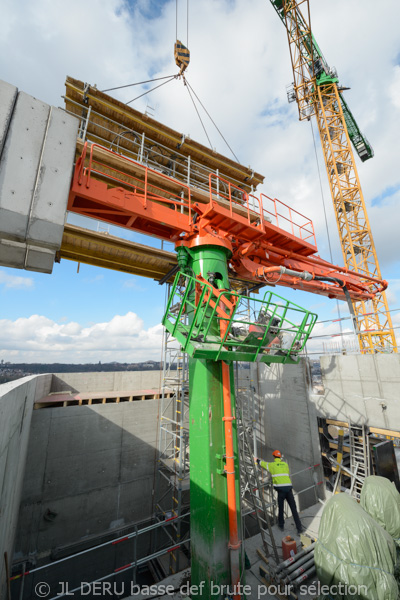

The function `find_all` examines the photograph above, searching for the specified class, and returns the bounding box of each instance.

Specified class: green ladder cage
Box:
[162,272,317,364]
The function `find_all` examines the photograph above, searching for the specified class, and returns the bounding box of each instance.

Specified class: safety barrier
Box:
[163,272,317,363]
[208,172,317,247]
[76,142,193,225]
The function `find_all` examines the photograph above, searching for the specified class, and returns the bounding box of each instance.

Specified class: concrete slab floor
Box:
[122,502,324,600]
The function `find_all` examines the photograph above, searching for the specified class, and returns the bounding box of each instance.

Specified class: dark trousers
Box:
[276,486,302,531]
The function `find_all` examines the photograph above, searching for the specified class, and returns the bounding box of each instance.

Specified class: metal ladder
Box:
[236,390,279,562]
[154,294,190,575]
[349,424,370,499]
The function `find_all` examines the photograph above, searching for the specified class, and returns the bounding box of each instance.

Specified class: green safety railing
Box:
[162,272,317,364]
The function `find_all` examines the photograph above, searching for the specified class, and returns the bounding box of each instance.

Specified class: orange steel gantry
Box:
[67,141,386,304]
[63,77,390,598]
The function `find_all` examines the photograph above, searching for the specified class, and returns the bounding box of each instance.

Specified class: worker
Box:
[255,450,304,534]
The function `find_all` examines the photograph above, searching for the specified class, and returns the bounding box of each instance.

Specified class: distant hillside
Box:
[0,361,166,384]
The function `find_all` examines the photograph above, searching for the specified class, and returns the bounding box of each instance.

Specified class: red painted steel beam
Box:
[67,144,386,302]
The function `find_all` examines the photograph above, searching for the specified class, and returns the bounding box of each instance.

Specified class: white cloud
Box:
[0,270,34,289]
[82,274,104,284]
[122,279,146,291]
[0,312,163,363]
[0,0,399,360]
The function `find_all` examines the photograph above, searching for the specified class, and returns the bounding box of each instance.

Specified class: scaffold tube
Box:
[222,360,241,600]
[283,550,315,576]
[276,542,316,573]
[292,565,316,587]
[287,556,315,581]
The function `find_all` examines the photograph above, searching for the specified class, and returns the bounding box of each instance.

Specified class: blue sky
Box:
[0,0,399,362]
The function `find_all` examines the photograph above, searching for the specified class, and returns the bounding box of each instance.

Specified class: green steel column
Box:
[186,242,243,597]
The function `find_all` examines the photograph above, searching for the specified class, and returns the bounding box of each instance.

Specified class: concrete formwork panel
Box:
[0,80,78,273]
[0,375,52,596]
[27,108,78,249]
[0,238,56,273]
[0,80,18,156]
[0,92,50,241]
[318,355,400,429]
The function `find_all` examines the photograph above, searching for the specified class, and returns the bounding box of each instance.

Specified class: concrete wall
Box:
[0,375,52,596]
[50,370,162,393]
[313,354,400,429]
[256,360,324,509]
[14,396,165,561]
[0,79,78,274]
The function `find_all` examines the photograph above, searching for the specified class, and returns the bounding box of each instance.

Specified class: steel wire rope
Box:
[314,306,400,326]
[183,79,213,148]
[309,323,400,340]
[126,75,178,105]
[183,76,241,164]
[176,0,189,47]
[187,0,189,47]
[101,75,177,93]
[309,119,344,340]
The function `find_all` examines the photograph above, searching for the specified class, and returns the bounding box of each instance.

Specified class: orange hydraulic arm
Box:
[68,142,387,303]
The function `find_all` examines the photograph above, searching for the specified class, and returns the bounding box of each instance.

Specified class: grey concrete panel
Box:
[0,238,55,273]
[120,442,156,483]
[0,376,42,596]
[319,355,339,380]
[356,354,379,382]
[34,374,52,401]
[317,355,400,430]
[47,408,123,458]
[258,360,324,508]
[380,381,400,403]
[0,80,18,156]
[121,401,159,449]
[27,108,78,249]
[335,354,358,380]
[0,92,50,242]
[50,372,116,393]
[35,486,117,550]
[0,379,32,457]
[50,370,162,393]
[0,238,26,268]
[43,447,121,500]
[359,379,382,400]
[20,410,52,502]
[25,244,56,273]
[118,477,154,524]
[13,391,162,559]
[376,354,400,383]
[0,207,28,243]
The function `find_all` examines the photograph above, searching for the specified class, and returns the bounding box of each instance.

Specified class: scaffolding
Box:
[154,290,190,575]
[235,366,279,562]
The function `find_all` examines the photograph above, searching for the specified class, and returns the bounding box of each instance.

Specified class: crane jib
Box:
[269,0,374,162]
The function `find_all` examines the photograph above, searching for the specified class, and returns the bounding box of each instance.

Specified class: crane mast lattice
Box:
[270,0,397,354]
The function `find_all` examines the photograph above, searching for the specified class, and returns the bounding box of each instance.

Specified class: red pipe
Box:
[221,361,241,600]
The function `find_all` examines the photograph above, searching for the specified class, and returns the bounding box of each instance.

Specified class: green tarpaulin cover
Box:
[314,493,398,600]
[360,476,400,544]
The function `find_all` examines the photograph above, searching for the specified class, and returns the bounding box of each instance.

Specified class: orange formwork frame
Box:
[68,142,387,305]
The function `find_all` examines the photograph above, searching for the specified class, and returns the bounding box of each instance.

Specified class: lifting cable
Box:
[309,119,344,337]
[99,74,179,106]
[101,75,176,93]
[175,0,240,163]
[183,77,241,164]
[126,76,177,105]
[183,78,213,148]
[176,0,189,48]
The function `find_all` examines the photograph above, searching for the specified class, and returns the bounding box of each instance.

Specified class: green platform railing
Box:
[162,272,317,364]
